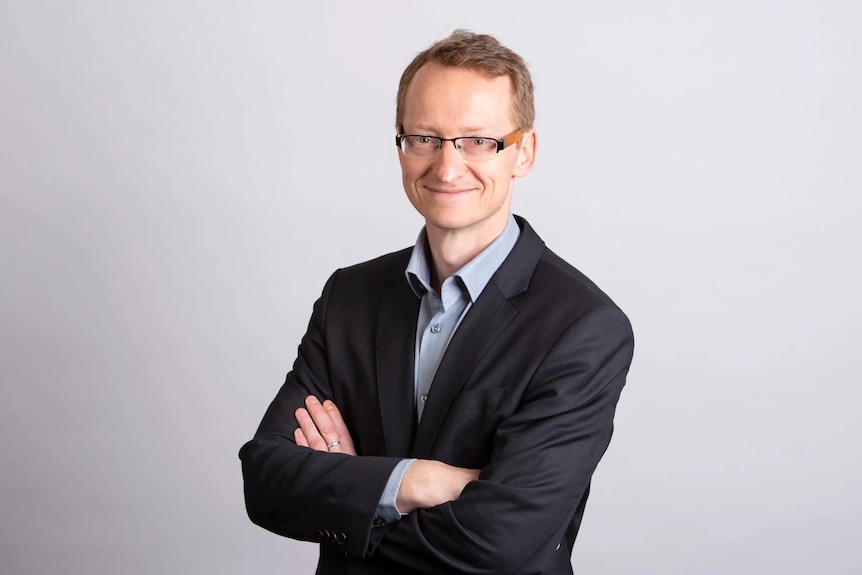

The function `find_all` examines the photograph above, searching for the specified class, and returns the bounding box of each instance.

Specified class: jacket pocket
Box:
[449,386,505,412]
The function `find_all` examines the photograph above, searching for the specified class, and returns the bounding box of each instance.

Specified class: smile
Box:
[424,185,475,195]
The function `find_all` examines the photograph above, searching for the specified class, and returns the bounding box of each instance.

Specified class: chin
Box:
[424,212,486,233]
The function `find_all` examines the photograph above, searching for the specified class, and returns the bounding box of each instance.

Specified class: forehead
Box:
[401,64,515,132]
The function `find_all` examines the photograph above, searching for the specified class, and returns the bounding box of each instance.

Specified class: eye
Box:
[411,136,435,145]
[467,138,488,147]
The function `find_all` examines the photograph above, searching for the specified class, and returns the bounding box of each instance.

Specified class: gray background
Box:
[2,1,860,574]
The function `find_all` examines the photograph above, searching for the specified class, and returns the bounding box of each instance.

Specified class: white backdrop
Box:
[2,1,860,574]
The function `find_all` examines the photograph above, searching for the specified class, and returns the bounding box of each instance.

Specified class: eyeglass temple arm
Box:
[497,129,525,152]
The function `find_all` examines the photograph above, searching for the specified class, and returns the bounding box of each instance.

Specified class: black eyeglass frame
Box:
[395,129,525,158]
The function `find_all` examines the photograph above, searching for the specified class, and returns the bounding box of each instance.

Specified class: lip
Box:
[423,185,474,195]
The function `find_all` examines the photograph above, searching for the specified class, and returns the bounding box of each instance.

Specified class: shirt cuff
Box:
[373,458,415,524]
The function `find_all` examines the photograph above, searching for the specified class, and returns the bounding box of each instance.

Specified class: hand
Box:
[396,460,480,513]
[294,395,357,456]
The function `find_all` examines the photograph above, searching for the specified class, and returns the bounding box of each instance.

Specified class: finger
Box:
[304,396,343,449]
[322,400,356,455]
[294,406,328,452]
[294,427,309,448]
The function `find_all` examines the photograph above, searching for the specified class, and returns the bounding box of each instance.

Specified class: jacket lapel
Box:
[411,216,546,457]
[376,277,420,457]
[411,286,517,458]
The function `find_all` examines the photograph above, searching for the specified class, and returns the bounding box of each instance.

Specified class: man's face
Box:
[398,64,536,239]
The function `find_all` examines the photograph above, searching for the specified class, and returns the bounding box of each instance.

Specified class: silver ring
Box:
[327,441,341,448]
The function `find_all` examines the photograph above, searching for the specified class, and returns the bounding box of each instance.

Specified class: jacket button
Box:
[335,532,347,545]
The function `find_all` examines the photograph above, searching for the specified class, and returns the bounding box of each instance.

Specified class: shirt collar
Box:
[405,214,521,302]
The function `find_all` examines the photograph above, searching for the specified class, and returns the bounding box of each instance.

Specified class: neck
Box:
[425,217,509,294]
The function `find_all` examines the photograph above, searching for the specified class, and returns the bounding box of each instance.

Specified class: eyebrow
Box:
[406,125,497,135]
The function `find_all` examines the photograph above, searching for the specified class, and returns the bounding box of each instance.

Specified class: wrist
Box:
[395,459,426,513]
[395,460,478,512]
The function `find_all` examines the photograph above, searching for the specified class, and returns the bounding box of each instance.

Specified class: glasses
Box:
[396,129,524,161]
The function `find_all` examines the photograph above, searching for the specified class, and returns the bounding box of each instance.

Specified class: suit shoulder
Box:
[330,247,412,289]
[532,247,625,313]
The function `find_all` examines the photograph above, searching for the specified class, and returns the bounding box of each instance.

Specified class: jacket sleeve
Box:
[370,306,634,575]
[238,270,403,557]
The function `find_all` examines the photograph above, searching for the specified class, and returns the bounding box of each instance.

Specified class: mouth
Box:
[423,185,474,195]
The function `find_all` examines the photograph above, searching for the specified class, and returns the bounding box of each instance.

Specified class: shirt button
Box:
[430,324,441,333]
[420,394,428,403]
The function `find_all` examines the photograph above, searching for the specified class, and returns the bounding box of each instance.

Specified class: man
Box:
[240,30,634,574]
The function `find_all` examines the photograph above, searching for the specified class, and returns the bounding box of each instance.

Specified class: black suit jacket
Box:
[240,216,634,574]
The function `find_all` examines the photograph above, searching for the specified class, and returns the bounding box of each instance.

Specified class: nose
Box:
[430,139,465,182]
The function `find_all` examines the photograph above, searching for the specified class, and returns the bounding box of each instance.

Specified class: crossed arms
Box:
[294,395,479,513]
[239,266,634,574]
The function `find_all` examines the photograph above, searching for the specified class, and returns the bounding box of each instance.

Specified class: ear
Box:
[395,129,406,165]
[512,129,537,178]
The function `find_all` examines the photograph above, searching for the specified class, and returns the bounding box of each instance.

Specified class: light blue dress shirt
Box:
[373,215,521,525]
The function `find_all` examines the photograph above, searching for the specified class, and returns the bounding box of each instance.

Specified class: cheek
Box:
[401,165,420,196]
[476,164,513,189]
[497,157,521,183]
[400,162,426,188]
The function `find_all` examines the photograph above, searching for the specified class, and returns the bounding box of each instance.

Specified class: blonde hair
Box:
[396,29,535,131]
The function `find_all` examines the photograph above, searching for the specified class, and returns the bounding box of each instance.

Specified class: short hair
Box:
[396,29,535,131]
